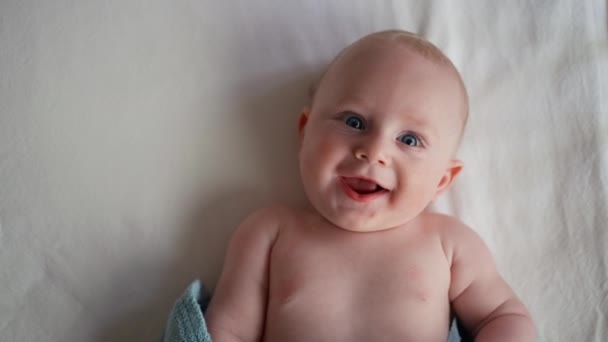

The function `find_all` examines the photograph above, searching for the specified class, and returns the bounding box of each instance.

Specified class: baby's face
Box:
[298,38,465,232]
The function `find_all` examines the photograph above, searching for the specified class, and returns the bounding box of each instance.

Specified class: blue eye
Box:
[398,133,420,147]
[344,115,365,130]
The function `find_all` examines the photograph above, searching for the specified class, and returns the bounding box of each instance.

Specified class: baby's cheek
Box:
[303,133,351,186]
[317,143,338,162]
[321,133,349,156]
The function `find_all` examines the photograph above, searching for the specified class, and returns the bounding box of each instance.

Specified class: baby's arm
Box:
[448,225,536,341]
[205,208,280,342]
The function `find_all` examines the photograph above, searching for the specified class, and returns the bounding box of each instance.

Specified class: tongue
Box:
[344,178,379,193]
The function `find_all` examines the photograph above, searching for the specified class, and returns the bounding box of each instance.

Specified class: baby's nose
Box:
[354,140,390,166]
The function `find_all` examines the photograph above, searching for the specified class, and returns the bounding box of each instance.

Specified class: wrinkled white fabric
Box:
[1,1,606,341]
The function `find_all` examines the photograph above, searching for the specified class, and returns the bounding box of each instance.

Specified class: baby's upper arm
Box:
[205,206,282,341]
[447,224,529,336]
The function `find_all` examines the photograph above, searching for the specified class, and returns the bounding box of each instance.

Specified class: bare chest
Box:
[264,223,451,341]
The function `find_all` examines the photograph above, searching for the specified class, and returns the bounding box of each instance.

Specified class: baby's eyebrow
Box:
[334,97,373,111]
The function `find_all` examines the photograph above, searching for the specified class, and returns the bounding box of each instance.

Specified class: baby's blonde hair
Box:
[309,30,469,136]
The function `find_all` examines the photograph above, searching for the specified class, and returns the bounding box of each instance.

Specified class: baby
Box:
[205,30,535,341]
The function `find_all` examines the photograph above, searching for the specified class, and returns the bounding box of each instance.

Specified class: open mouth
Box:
[339,176,389,202]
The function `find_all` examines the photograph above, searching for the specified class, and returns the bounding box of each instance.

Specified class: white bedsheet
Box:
[1,1,606,341]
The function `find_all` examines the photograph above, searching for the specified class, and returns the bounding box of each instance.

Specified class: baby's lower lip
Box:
[339,177,388,203]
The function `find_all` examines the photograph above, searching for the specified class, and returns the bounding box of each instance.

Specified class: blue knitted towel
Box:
[162,280,211,342]
[162,279,469,342]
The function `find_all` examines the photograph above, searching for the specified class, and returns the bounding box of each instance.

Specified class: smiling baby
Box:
[205,30,535,342]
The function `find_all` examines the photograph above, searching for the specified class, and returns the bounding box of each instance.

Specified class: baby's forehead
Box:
[310,31,469,144]
[329,41,459,100]
[332,32,468,126]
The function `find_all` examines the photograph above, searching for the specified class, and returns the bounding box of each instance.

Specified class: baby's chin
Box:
[302,187,425,232]
[316,207,412,233]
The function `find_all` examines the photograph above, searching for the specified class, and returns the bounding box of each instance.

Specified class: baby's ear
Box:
[434,159,463,198]
[297,109,310,144]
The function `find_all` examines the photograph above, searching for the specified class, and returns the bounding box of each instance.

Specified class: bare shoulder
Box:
[428,213,536,339]
[418,211,489,267]
[240,204,289,228]
[206,204,294,340]
[236,204,304,237]
[422,212,500,301]
[243,204,277,221]
[417,210,465,229]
